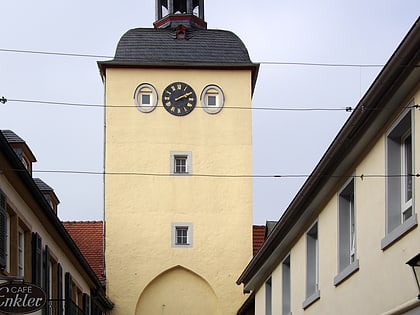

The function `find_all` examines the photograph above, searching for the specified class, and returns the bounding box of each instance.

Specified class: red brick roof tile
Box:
[253,225,266,256]
[63,221,105,283]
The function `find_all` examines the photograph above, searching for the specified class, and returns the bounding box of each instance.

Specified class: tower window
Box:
[170,151,192,175]
[134,83,158,113]
[172,223,193,248]
[175,227,188,245]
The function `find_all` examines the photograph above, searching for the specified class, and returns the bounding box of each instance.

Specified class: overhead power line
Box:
[3,97,419,113]
[1,167,419,180]
[0,48,385,68]
[4,98,355,112]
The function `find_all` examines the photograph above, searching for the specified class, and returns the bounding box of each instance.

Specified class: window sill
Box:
[302,290,320,310]
[381,214,417,250]
[334,259,359,286]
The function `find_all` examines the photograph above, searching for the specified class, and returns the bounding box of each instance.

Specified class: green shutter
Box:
[43,245,50,315]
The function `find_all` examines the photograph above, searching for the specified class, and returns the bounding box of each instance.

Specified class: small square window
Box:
[141,93,151,106]
[174,156,187,173]
[207,95,217,106]
[170,151,192,175]
[172,223,193,248]
[175,227,188,245]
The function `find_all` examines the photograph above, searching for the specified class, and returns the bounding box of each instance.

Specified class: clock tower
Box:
[98,1,259,314]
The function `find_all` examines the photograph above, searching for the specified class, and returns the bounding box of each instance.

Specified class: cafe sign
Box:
[0,282,47,314]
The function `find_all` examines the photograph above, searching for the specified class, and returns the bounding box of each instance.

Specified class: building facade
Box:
[98,0,258,314]
[0,130,113,315]
[237,18,420,315]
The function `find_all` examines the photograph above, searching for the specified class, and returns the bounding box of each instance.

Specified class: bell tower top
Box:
[154,0,207,29]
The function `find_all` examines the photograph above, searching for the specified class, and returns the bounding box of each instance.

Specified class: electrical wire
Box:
[4,98,355,112]
[3,97,419,112]
[0,48,385,68]
[1,167,419,180]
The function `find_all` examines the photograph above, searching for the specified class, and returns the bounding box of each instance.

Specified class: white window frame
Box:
[334,177,360,286]
[18,227,24,277]
[134,83,158,113]
[303,221,320,309]
[265,276,272,315]
[171,223,193,248]
[382,107,417,250]
[282,255,291,315]
[170,151,192,175]
[200,85,224,114]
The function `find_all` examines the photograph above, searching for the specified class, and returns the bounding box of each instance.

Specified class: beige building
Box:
[98,0,258,314]
[0,130,113,315]
[237,18,420,315]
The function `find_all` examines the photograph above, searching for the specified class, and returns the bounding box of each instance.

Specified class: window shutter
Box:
[64,272,72,315]
[57,263,63,315]
[0,192,6,268]
[82,293,90,314]
[43,245,51,315]
[32,232,43,285]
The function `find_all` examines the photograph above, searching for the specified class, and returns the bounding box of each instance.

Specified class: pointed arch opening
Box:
[135,265,220,315]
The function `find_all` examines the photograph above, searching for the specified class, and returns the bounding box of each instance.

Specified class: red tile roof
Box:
[253,225,266,256]
[63,221,105,283]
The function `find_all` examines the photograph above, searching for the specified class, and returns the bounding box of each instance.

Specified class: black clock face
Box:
[162,82,197,116]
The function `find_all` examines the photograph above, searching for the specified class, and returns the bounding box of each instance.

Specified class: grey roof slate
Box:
[101,28,255,66]
[33,178,53,191]
[1,130,25,143]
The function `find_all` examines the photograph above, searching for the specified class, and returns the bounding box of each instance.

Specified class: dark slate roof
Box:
[106,28,254,65]
[1,130,25,143]
[33,178,53,191]
[98,28,259,91]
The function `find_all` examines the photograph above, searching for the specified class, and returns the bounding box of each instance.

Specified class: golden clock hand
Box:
[175,92,192,101]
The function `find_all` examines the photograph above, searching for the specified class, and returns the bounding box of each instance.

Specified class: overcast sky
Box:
[0,1,418,224]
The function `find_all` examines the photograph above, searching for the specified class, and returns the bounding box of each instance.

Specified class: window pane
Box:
[175,157,187,173]
[207,95,217,106]
[176,227,188,244]
[141,93,151,105]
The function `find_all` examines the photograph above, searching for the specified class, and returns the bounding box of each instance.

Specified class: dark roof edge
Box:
[0,132,113,309]
[97,61,260,95]
[237,17,420,290]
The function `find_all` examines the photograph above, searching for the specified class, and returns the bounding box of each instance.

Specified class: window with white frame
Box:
[134,83,158,113]
[265,277,272,315]
[303,222,320,309]
[383,107,417,249]
[282,256,291,315]
[171,223,193,247]
[334,177,360,286]
[170,151,192,175]
[18,228,24,277]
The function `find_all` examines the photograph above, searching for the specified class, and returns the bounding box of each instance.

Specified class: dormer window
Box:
[176,25,187,39]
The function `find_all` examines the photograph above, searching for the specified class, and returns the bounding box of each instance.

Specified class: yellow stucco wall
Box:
[254,89,420,314]
[104,68,253,314]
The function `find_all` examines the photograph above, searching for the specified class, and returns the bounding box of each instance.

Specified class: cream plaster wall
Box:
[253,90,420,314]
[104,68,253,314]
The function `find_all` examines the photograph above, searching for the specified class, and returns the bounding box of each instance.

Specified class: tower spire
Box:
[154,0,206,29]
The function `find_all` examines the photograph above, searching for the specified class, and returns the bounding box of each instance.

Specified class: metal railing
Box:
[44,299,86,315]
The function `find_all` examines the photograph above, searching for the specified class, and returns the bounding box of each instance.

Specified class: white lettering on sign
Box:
[0,282,46,314]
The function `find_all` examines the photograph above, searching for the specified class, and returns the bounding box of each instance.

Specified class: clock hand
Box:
[175,92,192,101]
